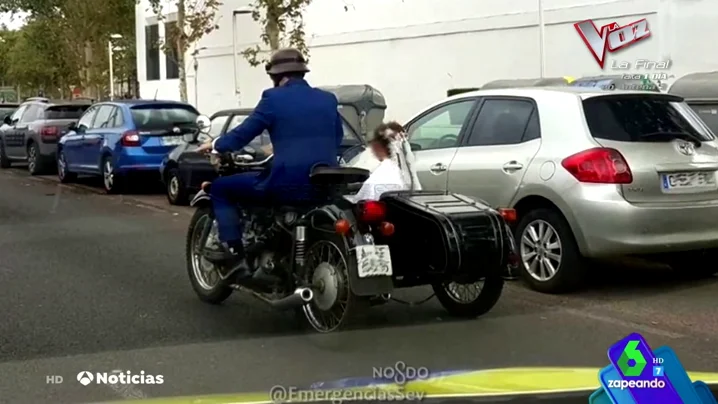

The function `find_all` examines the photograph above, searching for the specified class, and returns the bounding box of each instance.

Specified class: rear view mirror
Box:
[3,115,11,125]
[196,115,211,134]
[67,121,77,130]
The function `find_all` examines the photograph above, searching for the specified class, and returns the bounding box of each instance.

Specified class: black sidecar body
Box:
[375,191,515,288]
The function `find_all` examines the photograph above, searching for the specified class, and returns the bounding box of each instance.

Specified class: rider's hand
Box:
[196,140,213,154]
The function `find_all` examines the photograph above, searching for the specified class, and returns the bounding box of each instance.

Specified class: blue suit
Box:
[211,79,344,244]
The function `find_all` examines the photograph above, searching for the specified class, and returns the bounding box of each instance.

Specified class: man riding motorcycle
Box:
[196,48,344,284]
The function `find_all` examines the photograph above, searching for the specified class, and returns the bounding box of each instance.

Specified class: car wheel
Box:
[27,142,46,175]
[166,168,190,205]
[514,208,586,294]
[57,149,77,183]
[660,250,718,278]
[0,141,10,169]
[101,156,122,194]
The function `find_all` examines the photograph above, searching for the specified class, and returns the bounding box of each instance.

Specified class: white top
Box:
[347,159,407,202]
[347,138,423,191]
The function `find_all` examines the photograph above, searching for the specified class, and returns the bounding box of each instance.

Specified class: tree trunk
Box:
[177,0,188,102]
[266,17,280,50]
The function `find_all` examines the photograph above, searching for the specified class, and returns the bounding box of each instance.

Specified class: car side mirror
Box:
[67,121,77,130]
[410,142,422,152]
[3,115,11,125]
[196,115,211,134]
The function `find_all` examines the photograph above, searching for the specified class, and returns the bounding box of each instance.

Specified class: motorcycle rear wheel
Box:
[433,273,504,318]
[300,234,359,333]
[186,206,233,304]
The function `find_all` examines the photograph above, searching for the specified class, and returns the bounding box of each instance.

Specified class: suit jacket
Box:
[213,79,344,197]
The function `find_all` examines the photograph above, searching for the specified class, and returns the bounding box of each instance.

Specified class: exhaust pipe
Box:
[236,286,314,311]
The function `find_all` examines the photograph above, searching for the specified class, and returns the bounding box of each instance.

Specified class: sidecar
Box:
[347,190,516,317]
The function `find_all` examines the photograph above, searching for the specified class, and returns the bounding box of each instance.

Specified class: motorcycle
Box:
[185,115,513,333]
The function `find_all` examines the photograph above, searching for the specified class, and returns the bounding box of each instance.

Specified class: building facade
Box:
[135,0,718,121]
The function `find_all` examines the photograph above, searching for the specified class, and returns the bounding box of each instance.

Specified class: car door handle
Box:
[430,163,448,174]
[502,161,524,171]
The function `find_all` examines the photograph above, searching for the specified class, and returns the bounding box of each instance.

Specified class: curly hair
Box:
[371,123,393,156]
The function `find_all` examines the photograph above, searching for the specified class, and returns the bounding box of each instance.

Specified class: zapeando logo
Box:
[574,19,651,68]
[617,340,647,377]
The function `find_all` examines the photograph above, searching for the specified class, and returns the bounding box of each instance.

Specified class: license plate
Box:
[356,245,393,278]
[161,136,183,146]
[661,171,717,192]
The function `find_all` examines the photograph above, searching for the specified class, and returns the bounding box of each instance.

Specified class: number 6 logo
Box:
[617,340,647,377]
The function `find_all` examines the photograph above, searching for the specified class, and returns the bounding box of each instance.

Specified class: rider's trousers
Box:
[210,172,265,244]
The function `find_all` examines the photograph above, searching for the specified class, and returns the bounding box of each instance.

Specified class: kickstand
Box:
[390,293,435,306]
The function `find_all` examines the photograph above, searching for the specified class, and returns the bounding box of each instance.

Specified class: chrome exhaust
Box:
[235,286,314,311]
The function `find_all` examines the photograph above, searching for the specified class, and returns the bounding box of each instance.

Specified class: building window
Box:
[164,22,180,79]
[145,24,160,81]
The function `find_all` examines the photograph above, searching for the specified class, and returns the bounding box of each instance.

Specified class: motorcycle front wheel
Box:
[186,206,233,304]
[300,233,360,333]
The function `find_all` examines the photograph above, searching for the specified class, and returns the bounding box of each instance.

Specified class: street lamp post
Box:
[108,34,123,100]
[232,8,252,104]
[192,47,207,108]
[538,0,546,77]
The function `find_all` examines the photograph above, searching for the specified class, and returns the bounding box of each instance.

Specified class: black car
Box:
[0,99,91,174]
[160,108,366,205]
[0,103,19,122]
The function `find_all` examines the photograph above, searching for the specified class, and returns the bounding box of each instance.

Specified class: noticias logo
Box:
[76,370,164,386]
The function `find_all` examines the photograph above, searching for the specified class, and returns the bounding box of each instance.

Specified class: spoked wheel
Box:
[433,274,504,318]
[186,206,233,304]
[301,238,357,333]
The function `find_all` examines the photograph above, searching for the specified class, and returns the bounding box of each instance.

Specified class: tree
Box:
[240,0,313,67]
[147,0,222,102]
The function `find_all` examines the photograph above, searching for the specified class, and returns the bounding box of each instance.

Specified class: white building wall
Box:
[135,0,718,121]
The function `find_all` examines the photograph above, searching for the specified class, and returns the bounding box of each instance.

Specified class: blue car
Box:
[57,100,199,193]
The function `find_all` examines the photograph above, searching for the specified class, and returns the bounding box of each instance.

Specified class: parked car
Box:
[57,100,199,193]
[396,87,718,293]
[0,103,19,121]
[0,99,91,174]
[160,108,365,205]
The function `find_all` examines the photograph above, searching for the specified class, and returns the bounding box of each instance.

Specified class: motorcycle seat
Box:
[310,166,370,185]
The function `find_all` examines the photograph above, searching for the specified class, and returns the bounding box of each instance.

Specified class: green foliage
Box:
[241,0,312,67]
[0,0,136,98]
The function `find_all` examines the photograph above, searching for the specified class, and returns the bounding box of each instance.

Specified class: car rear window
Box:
[45,105,90,119]
[0,107,16,117]
[130,105,199,130]
[582,96,714,142]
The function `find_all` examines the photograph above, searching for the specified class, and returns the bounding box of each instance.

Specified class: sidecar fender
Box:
[190,190,211,208]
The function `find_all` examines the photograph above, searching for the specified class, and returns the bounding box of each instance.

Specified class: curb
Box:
[14,171,193,216]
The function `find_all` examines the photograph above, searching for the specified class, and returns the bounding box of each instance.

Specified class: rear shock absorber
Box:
[294,226,306,268]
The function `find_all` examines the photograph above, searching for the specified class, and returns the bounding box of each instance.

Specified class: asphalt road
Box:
[1,168,717,404]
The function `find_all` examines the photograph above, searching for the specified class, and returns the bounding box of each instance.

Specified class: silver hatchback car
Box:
[404,87,718,293]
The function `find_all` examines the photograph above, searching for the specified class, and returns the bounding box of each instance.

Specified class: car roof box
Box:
[320,85,387,138]
[480,77,573,90]
[669,71,718,102]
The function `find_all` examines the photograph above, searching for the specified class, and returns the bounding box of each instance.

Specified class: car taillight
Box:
[561,147,632,184]
[40,126,58,140]
[355,200,386,222]
[120,131,141,147]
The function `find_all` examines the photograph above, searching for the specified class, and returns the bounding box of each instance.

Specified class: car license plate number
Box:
[161,136,183,146]
[356,245,393,278]
[661,171,717,192]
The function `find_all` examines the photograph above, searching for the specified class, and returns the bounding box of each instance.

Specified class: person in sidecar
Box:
[347,124,408,202]
[195,48,344,282]
[349,121,422,191]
